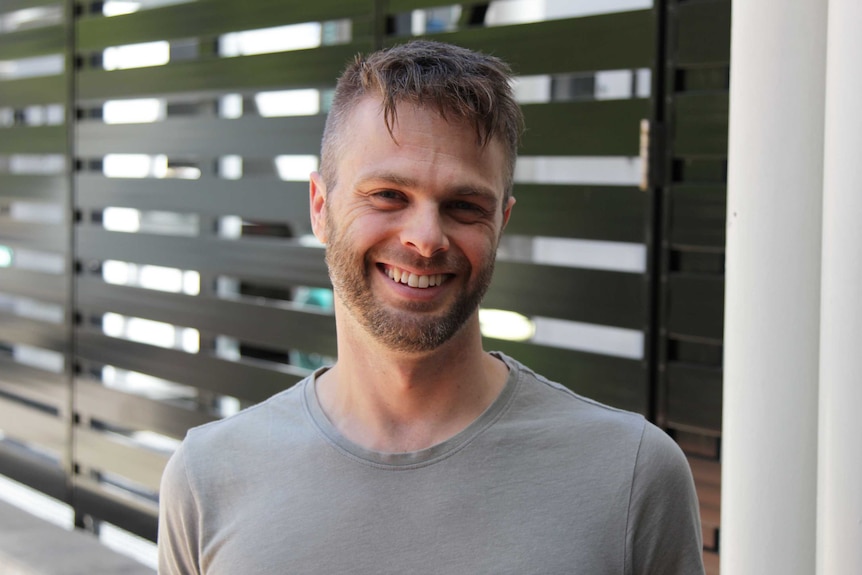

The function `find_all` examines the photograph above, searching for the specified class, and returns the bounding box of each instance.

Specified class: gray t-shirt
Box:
[158,353,704,574]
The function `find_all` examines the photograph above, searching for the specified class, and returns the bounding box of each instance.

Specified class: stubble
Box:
[324,208,496,353]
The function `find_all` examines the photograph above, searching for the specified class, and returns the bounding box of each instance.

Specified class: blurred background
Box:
[0,0,729,572]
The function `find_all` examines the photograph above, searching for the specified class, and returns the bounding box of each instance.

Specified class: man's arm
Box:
[158,443,201,575]
[625,422,705,575]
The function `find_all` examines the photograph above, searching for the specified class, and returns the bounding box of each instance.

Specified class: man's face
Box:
[310,97,514,353]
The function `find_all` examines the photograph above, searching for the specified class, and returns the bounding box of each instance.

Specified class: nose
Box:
[401,204,449,258]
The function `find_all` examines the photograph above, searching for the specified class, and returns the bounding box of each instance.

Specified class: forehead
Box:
[335,97,507,192]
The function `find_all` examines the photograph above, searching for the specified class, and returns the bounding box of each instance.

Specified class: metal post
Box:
[722,0,827,573]
[63,0,81,523]
[645,0,669,427]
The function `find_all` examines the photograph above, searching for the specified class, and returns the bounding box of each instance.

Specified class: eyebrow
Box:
[357,171,500,203]
[358,172,415,190]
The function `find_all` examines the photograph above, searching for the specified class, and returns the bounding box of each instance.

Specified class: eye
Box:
[447,200,491,223]
[370,189,406,206]
[450,200,482,212]
[375,190,401,199]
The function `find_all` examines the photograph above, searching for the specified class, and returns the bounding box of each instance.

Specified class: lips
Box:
[384,265,447,289]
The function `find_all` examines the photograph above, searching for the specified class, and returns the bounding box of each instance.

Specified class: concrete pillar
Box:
[722,1,827,573]
[816,0,862,572]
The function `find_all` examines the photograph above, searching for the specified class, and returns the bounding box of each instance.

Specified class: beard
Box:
[324,210,496,353]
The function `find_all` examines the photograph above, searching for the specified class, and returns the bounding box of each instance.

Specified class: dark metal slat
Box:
[669,184,726,249]
[0,0,58,14]
[0,74,66,107]
[76,0,372,50]
[0,441,68,503]
[676,0,731,67]
[0,219,68,252]
[0,396,66,453]
[673,93,729,157]
[0,125,67,154]
[411,10,655,75]
[508,184,646,243]
[486,261,645,330]
[73,479,158,542]
[0,175,67,204]
[75,277,338,355]
[76,229,329,286]
[76,330,303,404]
[667,274,724,342]
[76,175,309,226]
[0,313,67,352]
[485,339,647,414]
[666,362,722,435]
[521,100,649,157]
[0,356,67,410]
[75,377,214,439]
[0,24,65,59]
[77,43,369,102]
[76,115,326,156]
[0,268,67,304]
[75,428,168,492]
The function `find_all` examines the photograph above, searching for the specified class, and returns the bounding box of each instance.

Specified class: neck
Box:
[315,312,509,453]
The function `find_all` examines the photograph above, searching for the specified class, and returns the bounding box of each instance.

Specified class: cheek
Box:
[352,211,406,242]
[330,216,392,261]
[461,231,500,264]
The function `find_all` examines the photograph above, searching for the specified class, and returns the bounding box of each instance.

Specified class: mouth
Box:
[383,264,449,289]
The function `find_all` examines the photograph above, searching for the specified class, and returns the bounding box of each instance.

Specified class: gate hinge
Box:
[639,119,665,191]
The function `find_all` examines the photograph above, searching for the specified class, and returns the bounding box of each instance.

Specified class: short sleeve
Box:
[625,422,705,575]
[158,442,202,575]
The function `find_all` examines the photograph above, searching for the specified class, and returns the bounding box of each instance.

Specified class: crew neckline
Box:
[302,351,521,469]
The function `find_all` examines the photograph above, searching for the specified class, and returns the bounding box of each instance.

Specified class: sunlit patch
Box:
[255,89,320,117]
[103,260,200,295]
[102,154,158,179]
[102,1,141,17]
[103,41,170,70]
[0,246,13,267]
[103,207,141,232]
[479,309,535,341]
[275,155,318,181]
[220,23,321,57]
[102,312,200,353]
[103,99,164,124]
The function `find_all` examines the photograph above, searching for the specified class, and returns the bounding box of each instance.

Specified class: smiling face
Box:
[310,97,514,353]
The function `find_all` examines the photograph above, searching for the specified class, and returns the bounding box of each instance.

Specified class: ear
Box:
[501,195,516,230]
[309,171,328,244]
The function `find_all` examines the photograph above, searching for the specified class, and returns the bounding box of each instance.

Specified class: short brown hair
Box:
[319,40,523,199]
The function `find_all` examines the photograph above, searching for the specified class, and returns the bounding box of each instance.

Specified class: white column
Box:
[816,0,862,572]
[722,1,827,573]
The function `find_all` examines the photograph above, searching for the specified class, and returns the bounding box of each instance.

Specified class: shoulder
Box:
[635,421,692,479]
[497,352,648,437]
[192,378,305,439]
[626,425,704,573]
[169,376,311,476]
[507,353,692,484]
[487,352,660,479]
[494,355,703,573]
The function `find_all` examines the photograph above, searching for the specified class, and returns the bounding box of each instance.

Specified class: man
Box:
[158,40,704,574]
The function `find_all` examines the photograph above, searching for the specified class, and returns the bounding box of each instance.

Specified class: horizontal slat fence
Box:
[0,0,73,524]
[0,1,728,571]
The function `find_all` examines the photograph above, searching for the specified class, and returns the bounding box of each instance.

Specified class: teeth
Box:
[386,267,444,289]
